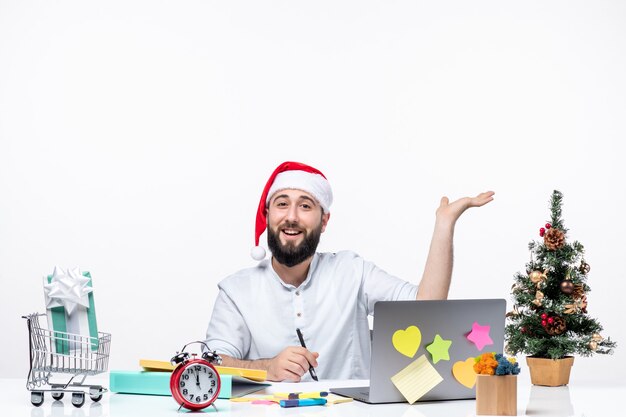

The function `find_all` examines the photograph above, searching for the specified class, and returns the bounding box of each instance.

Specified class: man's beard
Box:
[267,221,322,267]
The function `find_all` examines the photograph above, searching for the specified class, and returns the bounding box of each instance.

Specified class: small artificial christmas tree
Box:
[505,190,616,360]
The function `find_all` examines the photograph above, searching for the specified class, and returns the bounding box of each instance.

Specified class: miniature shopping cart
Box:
[23,313,111,408]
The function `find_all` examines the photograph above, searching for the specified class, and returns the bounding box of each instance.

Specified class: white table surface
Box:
[0,373,621,417]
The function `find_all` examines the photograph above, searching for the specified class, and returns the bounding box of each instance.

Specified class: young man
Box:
[205,161,494,381]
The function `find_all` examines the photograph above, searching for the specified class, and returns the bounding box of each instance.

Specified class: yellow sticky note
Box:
[324,393,354,405]
[392,325,422,358]
[390,354,443,404]
[229,396,274,403]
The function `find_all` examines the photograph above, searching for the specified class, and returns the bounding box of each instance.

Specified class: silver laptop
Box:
[331,299,506,404]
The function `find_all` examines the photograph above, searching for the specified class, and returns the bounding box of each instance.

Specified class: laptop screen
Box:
[367,299,506,403]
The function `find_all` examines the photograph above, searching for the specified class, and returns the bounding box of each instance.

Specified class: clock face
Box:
[176,362,219,406]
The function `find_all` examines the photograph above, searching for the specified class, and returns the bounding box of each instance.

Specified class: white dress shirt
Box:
[205,250,418,380]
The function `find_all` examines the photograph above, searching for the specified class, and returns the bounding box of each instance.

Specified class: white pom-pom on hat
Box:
[251,161,332,260]
[251,246,266,261]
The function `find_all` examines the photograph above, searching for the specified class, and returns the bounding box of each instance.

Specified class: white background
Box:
[1,1,624,382]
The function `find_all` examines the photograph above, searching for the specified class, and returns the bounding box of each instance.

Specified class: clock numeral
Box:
[189,394,194,401]
[182,374,189,380]
[195,396,201,403]
[208,372,213,378]
[194,365,201,371]
[211,380,216,387]
[182,389,188,395]
[179,381,185,388]
[187,368,194,374]
[208,388,213,394]
[203,393,209,401]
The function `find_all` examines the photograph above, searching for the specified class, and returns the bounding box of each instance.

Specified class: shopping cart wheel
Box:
[51,391,64,401]
[71,392,85,408]
[30,391,44,407]
[89,389,103,402]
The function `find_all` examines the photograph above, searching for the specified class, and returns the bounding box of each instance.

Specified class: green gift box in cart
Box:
[43,267,99,354]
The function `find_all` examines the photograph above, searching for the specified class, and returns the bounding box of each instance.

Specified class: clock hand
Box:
[195,369,200,387]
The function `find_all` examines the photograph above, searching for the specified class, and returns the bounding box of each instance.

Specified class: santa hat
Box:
[251,161,333,260]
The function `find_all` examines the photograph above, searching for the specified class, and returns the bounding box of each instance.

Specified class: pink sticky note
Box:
[466,321,493,351]
[251,400,277,405]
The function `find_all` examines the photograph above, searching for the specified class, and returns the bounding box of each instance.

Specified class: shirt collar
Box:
[269,252,319,290]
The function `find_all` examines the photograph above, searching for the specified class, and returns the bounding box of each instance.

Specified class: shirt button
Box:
[297,312,302,317]
[295,291,300,296]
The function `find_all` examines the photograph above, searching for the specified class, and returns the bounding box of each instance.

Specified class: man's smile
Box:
[281,228,304,240]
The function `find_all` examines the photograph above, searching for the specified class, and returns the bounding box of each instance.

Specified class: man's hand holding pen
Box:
[266,346,319,382]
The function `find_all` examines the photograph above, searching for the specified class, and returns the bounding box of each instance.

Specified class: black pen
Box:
[295,328,318,381]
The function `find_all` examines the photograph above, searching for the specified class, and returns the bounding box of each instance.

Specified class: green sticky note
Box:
[426,334,452,364]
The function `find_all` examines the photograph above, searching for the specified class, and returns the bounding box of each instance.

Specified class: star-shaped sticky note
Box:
[425,334,452,364]
[466,322,493,351]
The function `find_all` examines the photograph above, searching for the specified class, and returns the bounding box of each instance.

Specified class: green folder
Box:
[109,371,270,399]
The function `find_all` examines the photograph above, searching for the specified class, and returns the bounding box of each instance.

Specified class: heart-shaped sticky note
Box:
[452,357,477,389]
[392,325,422,358]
